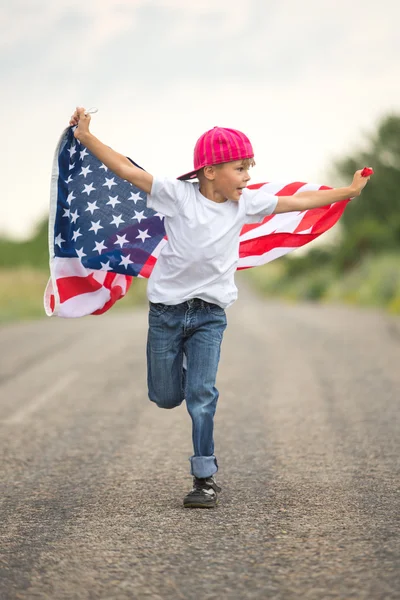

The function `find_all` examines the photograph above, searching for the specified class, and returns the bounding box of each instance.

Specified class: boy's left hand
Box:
[69,106,91,142]
[349,168,373,197]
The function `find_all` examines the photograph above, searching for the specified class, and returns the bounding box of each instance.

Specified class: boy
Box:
[69,107,371,508]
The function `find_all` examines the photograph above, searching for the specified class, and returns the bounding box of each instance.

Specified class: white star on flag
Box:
[85,201,99,215]
[65,175,73,184]
[62,209,70,218]
[66,192,76,205]
[79,165,93,178]
[89,220,104,234]
[154,212,165,220]
[69,162,75,171]
[132,210,147,223]
[128,191,143,203]
[55,233,65,247]
[99,163,108,171]
[103,177,117,190]
[70,209,79,224]
[136,229,151,242]
[72,229,82,241]
[68,145,77,158]
[100,260,112,271]
[119,254,134,269]
[114,234,129,248]
[110,214,125,227]
[76,247,87,259]
[80,148,89,160]
[82,182,96,195]
[93,240,107,254]
[107,196,120,208]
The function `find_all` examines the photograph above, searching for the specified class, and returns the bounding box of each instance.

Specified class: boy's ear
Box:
[203,165,216,181]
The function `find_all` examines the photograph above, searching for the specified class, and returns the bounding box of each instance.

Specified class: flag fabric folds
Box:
[44,127,350,318]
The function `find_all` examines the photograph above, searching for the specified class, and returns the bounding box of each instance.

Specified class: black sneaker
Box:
[183,476,221,509]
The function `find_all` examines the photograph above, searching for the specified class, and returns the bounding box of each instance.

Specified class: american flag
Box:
[44,127,350,317]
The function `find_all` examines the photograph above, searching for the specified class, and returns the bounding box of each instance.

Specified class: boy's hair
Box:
[198,158,256,179]
[216,158,256,170]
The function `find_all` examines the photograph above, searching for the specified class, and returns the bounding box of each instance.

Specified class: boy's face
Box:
[209,160,252,202]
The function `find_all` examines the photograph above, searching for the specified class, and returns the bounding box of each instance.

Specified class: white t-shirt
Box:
[146,177,278,308]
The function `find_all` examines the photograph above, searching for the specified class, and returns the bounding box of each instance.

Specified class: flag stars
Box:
[106,195,120,209]
[76,247,87,259]
[70,209,79,224]
[71,228,82,242]
[99,163,108,171]
[93,240,107,254]
[89,220,104,234]
[82,182,96,196]
[136,229,151,243]
[132,210,146,223]
[80,148,89,160]
[103,177,117,190]
[69,162,75,171]
[128,191,143,203]
[55,233,65,247]
[114,234,129,248]
[65,175,73,184]
[100,260,112,271]
[62,208,70,218]
[66,191,76,205]
[68,145,77,158]
[85,201,99,215]
[79,165,93,178]
[154,212,165,220]
[110,214,125,228]
[119,254,134,269]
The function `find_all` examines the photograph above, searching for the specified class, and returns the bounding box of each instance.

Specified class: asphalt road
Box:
[1,286,400,600]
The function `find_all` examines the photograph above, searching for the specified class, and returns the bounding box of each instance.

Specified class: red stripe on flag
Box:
[273,181,307,196]
[57,273,103,303]
[139,254,157,278]
[239,232,316,258]
[306,199,349,234]
[240,182,306,236]
[240,214,275,235]
[247,183,265,190]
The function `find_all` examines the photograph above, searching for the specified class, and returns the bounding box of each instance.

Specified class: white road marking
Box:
[4,373,77,424]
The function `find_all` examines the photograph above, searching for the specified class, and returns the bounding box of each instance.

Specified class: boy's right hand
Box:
[69,107,91,141]
[349,168,372,197]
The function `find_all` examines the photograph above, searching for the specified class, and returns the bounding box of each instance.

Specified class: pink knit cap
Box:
[177,126,254,180]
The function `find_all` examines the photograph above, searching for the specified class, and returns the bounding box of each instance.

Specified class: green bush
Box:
[326,253,400,312]
[0,219,48,270]
[246,252,400,314]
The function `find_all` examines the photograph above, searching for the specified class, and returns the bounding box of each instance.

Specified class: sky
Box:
[0,0,399,240]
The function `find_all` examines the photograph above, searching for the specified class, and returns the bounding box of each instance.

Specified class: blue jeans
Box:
[147,298,227,479]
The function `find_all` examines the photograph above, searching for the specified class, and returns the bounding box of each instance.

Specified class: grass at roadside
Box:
[245,253,400,315]
[0,269,50,323]
[0,269,148,324]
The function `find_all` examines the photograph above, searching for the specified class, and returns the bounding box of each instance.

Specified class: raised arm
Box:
[274,169,372,213]
[69,107,153,194]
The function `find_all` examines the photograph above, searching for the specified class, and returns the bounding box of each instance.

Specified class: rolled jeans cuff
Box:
[190,455,218,479]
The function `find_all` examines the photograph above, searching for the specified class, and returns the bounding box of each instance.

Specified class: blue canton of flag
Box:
[54,127,166,276]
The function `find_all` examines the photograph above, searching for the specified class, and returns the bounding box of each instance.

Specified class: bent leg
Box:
[147,305,185,409]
